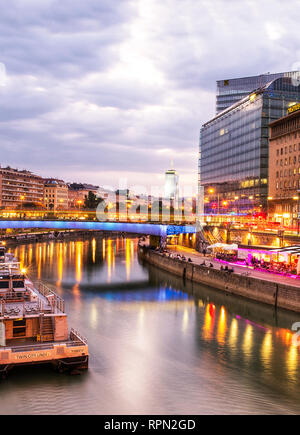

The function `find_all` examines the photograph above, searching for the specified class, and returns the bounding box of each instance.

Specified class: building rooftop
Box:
[204,76,300,128]
[68,183,99,191]
[0,166,41,177]
[269,104,300,128]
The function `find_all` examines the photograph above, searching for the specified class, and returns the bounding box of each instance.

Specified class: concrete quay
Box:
[138,245,300,313]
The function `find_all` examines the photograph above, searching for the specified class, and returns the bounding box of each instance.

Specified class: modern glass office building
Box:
[216,71,298,114]
[164,168,179,201]
[200,76,300,215]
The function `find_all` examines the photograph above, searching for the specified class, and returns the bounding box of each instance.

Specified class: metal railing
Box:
[0,261,20,272]
[10,343,54,353]
[2,331,88,352]
[70,328,88,345]
[33,281,65,314]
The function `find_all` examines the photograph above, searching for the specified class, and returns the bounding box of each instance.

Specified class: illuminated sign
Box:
[287,103,300,114]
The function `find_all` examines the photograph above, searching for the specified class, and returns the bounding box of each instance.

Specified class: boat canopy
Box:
[209,243,238,250]
[268,245,300,256]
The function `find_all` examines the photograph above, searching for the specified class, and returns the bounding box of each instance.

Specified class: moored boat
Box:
[0,247,88,378]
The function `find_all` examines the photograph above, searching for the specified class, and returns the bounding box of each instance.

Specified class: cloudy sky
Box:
[1,0,300,193]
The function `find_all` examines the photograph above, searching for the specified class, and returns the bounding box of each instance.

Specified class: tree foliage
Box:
[83,191,104,209]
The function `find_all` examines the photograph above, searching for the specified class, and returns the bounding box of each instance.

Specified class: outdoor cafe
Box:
[209,243,300,276]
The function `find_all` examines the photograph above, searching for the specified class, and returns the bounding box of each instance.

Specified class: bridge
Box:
[0,219,197,237]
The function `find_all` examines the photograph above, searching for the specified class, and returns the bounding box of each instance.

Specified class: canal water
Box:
[1,236,300,415]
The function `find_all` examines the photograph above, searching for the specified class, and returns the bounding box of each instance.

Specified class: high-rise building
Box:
[268,103,300,228]
[164,168,179,201]
[200,76,300,215]
[0,166,44,209]
[216,71,298,114]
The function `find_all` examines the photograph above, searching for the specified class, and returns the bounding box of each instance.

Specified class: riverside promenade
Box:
[168,245,300,289]
[139,244,300,313]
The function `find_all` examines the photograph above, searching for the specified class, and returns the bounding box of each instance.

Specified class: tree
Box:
[83,191,103,209]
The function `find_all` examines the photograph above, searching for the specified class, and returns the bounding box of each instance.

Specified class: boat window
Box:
[0,280,9,289]
[13,280,25,288]
[13,319,26,338]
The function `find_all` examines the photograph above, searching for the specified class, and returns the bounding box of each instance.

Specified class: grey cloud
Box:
[0,0,133,78]
[0,0,300,189]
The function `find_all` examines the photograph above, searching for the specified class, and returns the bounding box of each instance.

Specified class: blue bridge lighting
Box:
[0,220,197,236]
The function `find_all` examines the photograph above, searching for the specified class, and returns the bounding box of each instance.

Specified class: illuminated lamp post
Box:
[147,203,152,222]
[222,200,228,210]
[248,196,254,220]
[126,200,133,221]
[208,187,220,215]
[234,196,239,215]
[267,196,273,224]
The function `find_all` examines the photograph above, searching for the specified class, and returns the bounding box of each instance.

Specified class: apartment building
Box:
[0,166,44,209]
[268,104,300,227]
[44,178,68,210]
[68,183,99,209]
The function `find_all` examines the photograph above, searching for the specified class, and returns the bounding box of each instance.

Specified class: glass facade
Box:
[216,72,297,114]
[164,169,179,200]
[200,77,300,214]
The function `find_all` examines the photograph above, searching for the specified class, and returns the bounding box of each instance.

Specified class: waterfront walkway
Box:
[167,245,300,289]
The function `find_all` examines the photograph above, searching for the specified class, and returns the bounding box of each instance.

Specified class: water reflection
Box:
[1,236,300,414]
[217,306,227,346]
[228,318,238,354]
[11,236,137,290]
[261,332,273,372]
[202,304,215,342]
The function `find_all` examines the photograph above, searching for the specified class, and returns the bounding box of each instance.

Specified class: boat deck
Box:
[0,255,88,376]
[0,280,65,319]
[3,332,87,351]
[1,301,50,318]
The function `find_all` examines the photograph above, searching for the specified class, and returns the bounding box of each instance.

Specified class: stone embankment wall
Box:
[139,246,300,313]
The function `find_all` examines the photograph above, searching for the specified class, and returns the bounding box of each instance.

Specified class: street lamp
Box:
[267,197,273,223]
[20,195,25,217]
[234,196,239,215]
[208,187,220,216]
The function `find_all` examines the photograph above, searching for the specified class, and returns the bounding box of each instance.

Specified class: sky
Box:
[1,0,300,193]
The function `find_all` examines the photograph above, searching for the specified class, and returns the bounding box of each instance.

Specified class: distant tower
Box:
[164,163,179,201]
